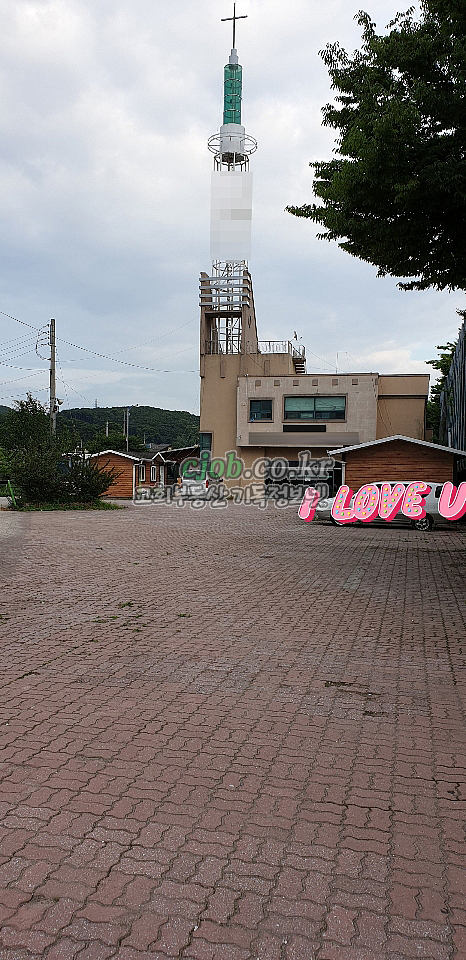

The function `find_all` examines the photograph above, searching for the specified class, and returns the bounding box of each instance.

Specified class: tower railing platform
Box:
[258,341,305,359]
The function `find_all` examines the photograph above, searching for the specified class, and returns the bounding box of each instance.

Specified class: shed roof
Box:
[89,450,143,461]
[329,435,466,457]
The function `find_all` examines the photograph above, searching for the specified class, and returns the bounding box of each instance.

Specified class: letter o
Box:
[269,457,288,480]
[353,484,380,522]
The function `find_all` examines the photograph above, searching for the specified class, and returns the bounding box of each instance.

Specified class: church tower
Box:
[199,6,305,473]
[200,4,258,369]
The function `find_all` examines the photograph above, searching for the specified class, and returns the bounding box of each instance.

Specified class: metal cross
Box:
[221,3,247,49]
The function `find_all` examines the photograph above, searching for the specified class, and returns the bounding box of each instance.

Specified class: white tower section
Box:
[208,46,257,268]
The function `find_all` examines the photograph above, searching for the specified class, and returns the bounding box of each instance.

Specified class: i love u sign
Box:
[298,482,466,524]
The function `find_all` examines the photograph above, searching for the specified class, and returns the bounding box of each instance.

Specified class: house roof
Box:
[329,435,466,457]
[90,444,199,464]
[155,445,200,463]
[164,444,199,456]
[89,450,144,461]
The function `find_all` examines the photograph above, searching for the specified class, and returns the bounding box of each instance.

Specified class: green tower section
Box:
[223,62,242,125]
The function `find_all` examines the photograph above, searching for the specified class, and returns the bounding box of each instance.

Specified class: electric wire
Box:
[0,362,47,371]
[1,310,199,374]
[56,336,198,373]
[111,317,197,354]
[55,349,69,408]
[56,375,91,405]
[0,371,46,388]
[0,311,38,329]
[0,349,42,365]
[0,387,48,401]
[0,334,37,352]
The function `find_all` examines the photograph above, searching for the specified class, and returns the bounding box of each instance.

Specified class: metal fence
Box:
[257,341,305,359]
[439,317,466,455]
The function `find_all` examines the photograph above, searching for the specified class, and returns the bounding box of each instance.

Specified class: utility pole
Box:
[49,319,56,437]
[126,406,130,452]
[106,420,109,438]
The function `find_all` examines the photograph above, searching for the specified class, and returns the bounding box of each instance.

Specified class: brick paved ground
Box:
[0,502,465,960]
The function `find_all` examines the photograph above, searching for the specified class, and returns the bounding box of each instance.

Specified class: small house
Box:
[329,436,466,489]
[91,445,200,498]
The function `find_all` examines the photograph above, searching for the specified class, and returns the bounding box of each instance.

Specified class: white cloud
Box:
[0,0,460,418]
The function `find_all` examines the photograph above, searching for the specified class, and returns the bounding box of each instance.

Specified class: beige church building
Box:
[199,268,429,486]
[199,32,429,488]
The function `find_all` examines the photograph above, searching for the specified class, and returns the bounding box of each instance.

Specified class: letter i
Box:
[298,487,320,523]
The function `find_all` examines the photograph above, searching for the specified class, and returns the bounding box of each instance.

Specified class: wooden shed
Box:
[90,451,159,499]
[329,436,466,489]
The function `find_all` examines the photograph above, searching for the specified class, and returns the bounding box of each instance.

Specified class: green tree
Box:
[1,395,64,503]
[0,394,115,506]
[86,430,144,455]
[287,1,466,291]
[66,456,118,502]
[426,333,459,441]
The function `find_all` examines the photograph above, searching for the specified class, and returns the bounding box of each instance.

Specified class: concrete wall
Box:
[237,373,378,448]
[377,375,429,440]
[200,352,294,463]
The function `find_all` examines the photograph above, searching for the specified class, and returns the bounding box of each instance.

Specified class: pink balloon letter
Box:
[352,484,380,522]
[298,487,320,523]
[402,482,431,519]
[331,486,356,524]
[438,482,466,521]
[378,482,406,521]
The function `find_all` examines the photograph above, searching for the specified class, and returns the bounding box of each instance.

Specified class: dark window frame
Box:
[283,395,347,422]
[199,432,213,451]
[249,399,273,422]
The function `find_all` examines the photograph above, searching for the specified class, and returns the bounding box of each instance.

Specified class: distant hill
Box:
[59,405,199,449]
[0,406,10,417]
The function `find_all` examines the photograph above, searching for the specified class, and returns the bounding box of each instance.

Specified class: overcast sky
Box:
[0,0,464,415]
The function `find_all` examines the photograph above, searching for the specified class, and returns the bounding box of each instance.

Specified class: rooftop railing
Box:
[258,341,306,359]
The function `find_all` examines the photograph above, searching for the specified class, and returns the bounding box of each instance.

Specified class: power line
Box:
[0,347,39,364]
[0,387,48,401]
[56,336,198,373]
[56,374,91,405]
[0,361,46,371]
[1,309,199,373]
[305,349,335,369]
[111,318,197,354]
[0,311,38,330]
[0,371,46,387]
[0,333,37,352]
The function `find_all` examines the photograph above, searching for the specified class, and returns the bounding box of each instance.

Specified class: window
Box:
[138,464,146,482]
[284,396,346,421]
[150,465,157,482]
[199,433,212,451]
[249,399,273,421]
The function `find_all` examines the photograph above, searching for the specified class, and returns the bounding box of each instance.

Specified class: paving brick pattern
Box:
[0,503,465,959]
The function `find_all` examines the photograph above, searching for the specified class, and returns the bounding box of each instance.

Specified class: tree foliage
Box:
[59,405,199,451]
[425,327,460,440]
[0,394,115,506]
[287,1,466,291]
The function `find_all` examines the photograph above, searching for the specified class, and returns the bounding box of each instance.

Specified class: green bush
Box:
[3,394,116,507]
[66,456,118,502]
